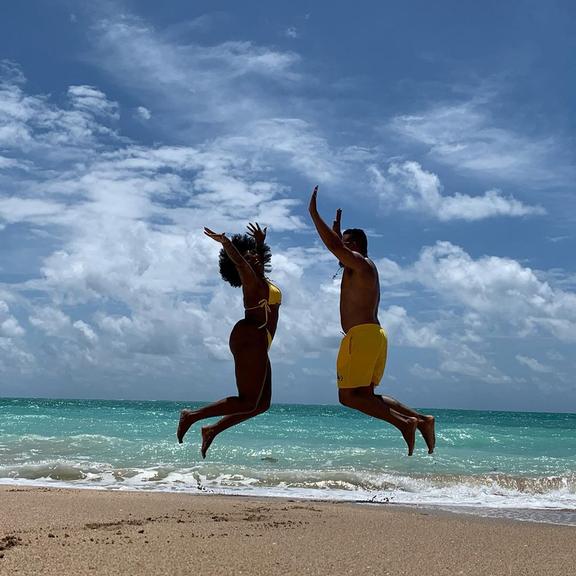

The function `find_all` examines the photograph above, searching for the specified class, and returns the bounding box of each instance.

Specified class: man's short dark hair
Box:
[219,233,272,287]
[343,228,368,256]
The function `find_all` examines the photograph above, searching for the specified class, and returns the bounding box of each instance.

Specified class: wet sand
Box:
[0,486,574,575]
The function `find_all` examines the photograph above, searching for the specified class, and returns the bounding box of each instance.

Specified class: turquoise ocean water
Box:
[1,398,575,523]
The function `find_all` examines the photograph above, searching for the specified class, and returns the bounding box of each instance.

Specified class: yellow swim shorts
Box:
[336,323,387,389]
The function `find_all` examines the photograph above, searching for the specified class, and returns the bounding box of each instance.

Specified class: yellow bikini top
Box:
[267,280,282,306]
[245,280,282,329]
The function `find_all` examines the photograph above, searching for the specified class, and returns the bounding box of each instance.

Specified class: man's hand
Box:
[332,208,342,238]
[308,185,319,214]
[247,222,267,244]
[203,227,228,244]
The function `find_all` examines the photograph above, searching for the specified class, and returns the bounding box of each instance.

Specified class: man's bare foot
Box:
[401,417,418,456]
[177,409,198,444]
[201,426,217,459]
[418,415,436,454]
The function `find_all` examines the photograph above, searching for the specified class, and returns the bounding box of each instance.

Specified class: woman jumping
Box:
[177,223,281,458]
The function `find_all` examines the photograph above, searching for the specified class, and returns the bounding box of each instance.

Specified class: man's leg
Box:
[373,387,436,454]
[339,387,418,456]
[201,360,272,458]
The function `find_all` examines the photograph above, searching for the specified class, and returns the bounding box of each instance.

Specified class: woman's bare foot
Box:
[201,426,217,459]
[177,409,198,444]
[418,415,436,454]
[401,417,418,456]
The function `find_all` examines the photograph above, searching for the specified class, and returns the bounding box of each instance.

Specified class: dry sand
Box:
[0,486,574,575]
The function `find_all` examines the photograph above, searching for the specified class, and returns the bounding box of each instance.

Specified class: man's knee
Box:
[339,387,372,408]
[339,389,356,408]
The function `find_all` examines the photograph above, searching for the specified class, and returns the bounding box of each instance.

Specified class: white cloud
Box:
[439,341,511,384]
[0,60,25,85]
[68,85,119,119]
[380,241,576,343]
[0,63,120,156]
[74,320,98,344]
[284,27,299,39]
[379,304,510,382]
[0,300,24,337]
[135,106,151,121]
[29,306,73,336]
[215,118,345,184]
[3,64,559,393]
[390,98,573,186]
[0,336,34,373]
[89,15,300,129]
[1,10,573,406]
[0,198,65,225]
[85,13,352,190]
[370,161,545,221]
[0,64,338,392]
[380,305,443,349]
[516,355,554,374]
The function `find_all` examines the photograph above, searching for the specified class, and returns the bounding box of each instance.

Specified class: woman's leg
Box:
[201,359,272,458]
[177,323,267,443]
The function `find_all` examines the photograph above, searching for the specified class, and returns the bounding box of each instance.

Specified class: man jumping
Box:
[309,186,435,455]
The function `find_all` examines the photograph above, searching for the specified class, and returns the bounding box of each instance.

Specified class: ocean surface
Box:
[1,398,575,525]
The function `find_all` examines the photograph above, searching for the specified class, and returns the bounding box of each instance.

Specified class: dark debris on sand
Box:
[0,534,23,556]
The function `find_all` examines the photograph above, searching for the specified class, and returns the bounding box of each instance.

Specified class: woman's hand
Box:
[204,227,228,244]
[247,222,267,244]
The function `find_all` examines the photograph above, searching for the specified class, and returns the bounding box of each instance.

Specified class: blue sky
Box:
[0,0,575,411]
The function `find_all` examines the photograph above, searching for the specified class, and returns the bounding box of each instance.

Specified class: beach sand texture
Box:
[0,487,574,576]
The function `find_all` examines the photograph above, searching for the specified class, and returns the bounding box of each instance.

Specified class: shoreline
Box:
[1,480,575,527]
[1,479,575,527]
[1,486,574,575]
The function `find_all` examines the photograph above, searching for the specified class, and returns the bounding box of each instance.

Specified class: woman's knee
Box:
[256,397,271,414]
[237,396,261,414]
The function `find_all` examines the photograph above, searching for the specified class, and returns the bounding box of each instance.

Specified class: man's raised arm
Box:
[308,186,368,270]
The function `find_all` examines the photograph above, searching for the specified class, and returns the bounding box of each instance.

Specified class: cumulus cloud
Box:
[135,106,151,121]
[370,161,544,221]
[0,61,342,396]
[380,305,443,349]
[0,296,32,375]
[2,64,564,395]
[1,9,573,405]
[0,63,120,157]
[378,241,576,343]
[0,300,24,337]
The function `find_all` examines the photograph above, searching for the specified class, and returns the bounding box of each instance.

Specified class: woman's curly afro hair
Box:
[219,233,272,287]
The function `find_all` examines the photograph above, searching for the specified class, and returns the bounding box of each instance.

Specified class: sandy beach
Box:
[0,487,574,575]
